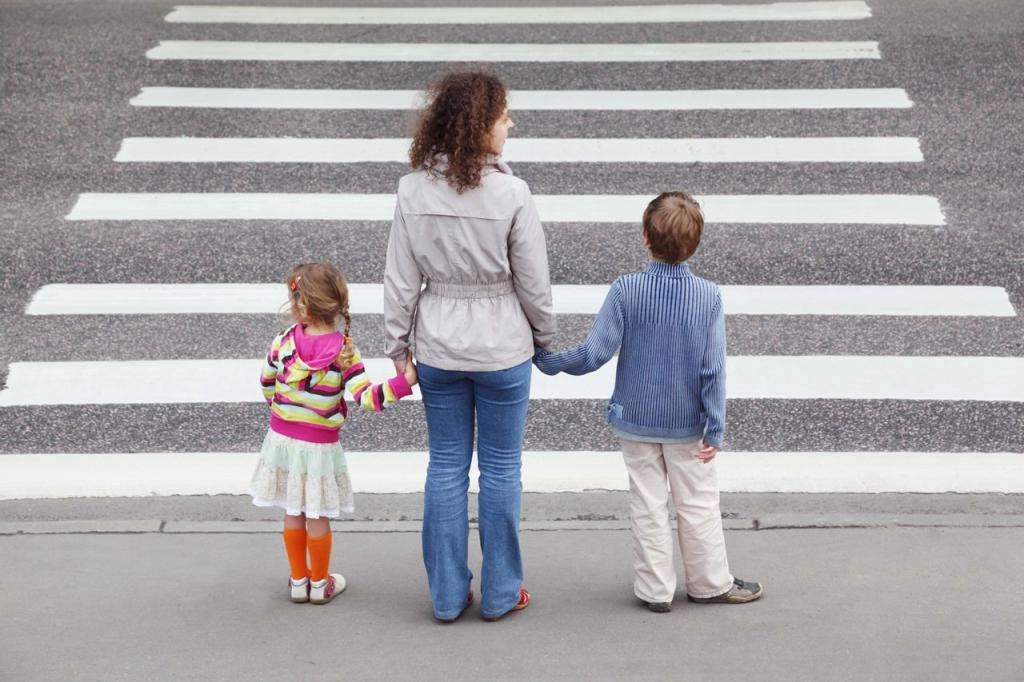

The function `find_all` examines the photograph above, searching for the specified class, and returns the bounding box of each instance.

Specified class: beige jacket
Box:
[383,158,556,372]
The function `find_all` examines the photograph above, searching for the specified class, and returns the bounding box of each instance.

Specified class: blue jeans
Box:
[418,359,531,620]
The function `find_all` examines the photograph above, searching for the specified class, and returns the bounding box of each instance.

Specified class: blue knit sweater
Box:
[534,262,726,447]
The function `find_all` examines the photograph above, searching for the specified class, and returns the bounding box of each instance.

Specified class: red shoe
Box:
[436,591,474,624]
[482,587,530,622]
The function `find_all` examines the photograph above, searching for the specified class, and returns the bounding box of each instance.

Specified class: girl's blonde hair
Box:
[286,262,356,365]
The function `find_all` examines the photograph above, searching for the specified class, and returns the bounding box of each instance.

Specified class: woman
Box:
[383,71,556,622]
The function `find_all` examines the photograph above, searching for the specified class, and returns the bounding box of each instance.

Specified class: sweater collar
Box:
[645,261,691,278]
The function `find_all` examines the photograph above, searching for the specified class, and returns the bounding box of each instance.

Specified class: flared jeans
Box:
[418,360,531,620]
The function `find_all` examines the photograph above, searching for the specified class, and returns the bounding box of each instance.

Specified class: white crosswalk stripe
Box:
[8,451,1024,500]
[2,357,1022,406]
[6,0,1021,497]
[165,2,873,25]
[114,136,925,164]
[145,40,883,62]
[130,87,915,111]
[25,283,1018,317]
[65,192,946,225]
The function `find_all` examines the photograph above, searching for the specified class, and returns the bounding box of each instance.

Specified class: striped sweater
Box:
[260,324,412,443]
[534,262,726,447]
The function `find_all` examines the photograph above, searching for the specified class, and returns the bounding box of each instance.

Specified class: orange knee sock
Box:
[307,531,332,583]
[283,528,309,581]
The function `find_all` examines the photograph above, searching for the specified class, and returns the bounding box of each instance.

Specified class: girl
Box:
[249,262,417,605]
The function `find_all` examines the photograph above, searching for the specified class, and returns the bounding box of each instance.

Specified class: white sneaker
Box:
[310,573,346,605]
[290,577,310,603]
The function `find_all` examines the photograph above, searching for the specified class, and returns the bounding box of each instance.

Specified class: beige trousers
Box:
[621,438,734,602]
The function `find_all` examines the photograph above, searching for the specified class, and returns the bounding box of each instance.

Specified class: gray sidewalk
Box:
[3,523,1024,681]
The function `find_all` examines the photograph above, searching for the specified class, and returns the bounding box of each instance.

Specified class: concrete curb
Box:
[754,513,1024,529]
[2,515,1023,535]
[0,520,163,535]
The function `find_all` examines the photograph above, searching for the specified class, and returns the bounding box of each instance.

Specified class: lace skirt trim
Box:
[247,430,355,518]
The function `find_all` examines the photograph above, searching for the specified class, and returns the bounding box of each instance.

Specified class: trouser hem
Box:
[633,588,673,604]
[686,577,736,600]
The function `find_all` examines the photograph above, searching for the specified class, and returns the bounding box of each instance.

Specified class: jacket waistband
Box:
[424,279,515,299]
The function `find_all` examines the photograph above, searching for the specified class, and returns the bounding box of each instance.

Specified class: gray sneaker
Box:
[640,599,672,613]
[687,578,763,604]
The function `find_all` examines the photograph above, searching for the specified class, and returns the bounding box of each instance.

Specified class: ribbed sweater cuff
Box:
[388,373,413,400]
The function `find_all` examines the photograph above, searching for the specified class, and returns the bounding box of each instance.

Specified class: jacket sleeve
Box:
[383,198,423,361]
[700,291,727,447]
[341,345,413,412]
[509,184,557,351]
[259,335,281,404]
[534,282,623,376]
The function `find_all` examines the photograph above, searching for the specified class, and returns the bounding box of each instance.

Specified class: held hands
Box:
[400,352,418,387]
[695,443,719,464]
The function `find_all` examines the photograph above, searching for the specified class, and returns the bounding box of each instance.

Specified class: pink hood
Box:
[293,324,344,370]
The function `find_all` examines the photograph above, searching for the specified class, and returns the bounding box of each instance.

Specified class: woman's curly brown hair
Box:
[409,71,508,193]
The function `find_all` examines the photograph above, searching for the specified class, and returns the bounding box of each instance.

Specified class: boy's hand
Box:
[696,444,719,463]
[403,352,418,387]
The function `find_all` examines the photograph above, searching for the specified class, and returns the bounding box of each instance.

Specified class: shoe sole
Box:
[481,607,524,622]
[687,586,764,604]
[481,595,529,622]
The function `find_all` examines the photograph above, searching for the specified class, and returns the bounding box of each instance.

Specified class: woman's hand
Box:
[402,352,418,386]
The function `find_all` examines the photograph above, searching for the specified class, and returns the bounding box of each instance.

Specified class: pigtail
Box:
[341,308,352,339]
[336,306,357,369]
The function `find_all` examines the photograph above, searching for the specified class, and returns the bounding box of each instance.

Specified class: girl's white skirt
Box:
[248,430,354,518]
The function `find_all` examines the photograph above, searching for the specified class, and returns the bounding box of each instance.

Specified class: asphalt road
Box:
[1,2,1022,470]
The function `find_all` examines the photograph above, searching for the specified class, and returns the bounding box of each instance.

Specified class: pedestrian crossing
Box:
[66,193,945,224]
[7,451,1024,498]
[146,40,882,62]
[2,356,1022,406]
[114,136,925,164]
[164,2,874,25]
[130,87,915,110]
[3,0,1021,500]
[26,283,1016,316]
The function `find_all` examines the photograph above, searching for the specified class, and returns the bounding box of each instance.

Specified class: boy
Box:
[534,191,763,613]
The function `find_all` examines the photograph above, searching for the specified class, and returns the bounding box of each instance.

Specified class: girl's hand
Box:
[696,444,719,463]
[403,353,418,386]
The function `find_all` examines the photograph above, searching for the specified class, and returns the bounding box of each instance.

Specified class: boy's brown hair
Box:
[642,191,704,264]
